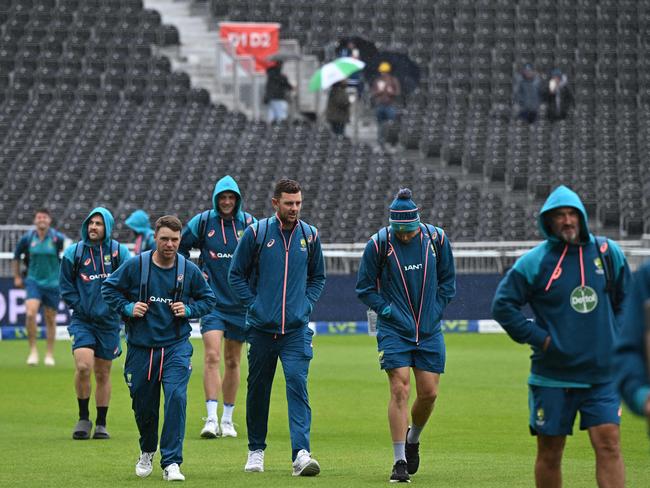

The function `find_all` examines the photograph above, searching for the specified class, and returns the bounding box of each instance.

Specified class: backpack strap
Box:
[172,254,186,338]
[376,226,391,281]
[422,223,443,266]
[251,218,270,275]
[298,220,316,265]
[138,250,152,303]
[196,210,211,268]
[595,236,616,309]
[110,240,120,272]
[72,241,85,279]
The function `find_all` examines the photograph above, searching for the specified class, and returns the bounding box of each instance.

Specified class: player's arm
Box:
[228,226,257,306]
[102,259,145,317]
[305,229,326,308]
[492,267,548,349]
[176,263,217,318]
[435,230,456,309]
[59,246,82,311]
[12,235,28,288]
[178,213,201,258]
[356,239,391,317]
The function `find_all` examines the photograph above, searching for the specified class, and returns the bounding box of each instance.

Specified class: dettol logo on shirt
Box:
[570,286,598,313]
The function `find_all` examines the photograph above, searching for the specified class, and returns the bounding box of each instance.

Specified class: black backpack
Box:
[594,236,621,312]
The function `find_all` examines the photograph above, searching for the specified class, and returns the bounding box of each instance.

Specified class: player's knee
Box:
[390,383,410,403]
[224,355,240,370]
[76,361,92,376]
[204,350,221,367]
[95,369,111,384]
[417,388,438,405]
[593,436,621,458]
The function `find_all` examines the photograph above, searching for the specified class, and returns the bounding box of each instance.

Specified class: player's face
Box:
[155,226,181,259]
[549,207,581,244]
[218,191,237,218]
[33,212,51,231]
[87,214,105,242]
[394,228,420,244]
[272,191,302,227]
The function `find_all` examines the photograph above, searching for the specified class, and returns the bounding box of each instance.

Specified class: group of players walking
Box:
[13,178,650,485]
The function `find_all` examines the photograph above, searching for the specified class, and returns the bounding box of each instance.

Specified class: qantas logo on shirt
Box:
[403,264,423,271]
[149,296,173,304]
[80,273,110,282]
[208,250,233,259]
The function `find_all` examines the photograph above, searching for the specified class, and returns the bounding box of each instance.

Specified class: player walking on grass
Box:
[59,207,131,440]
[356,188,456,483]
[13,208,66,366]
[229,178,326,476]
[102,216,216,482]
[179,175,256,439]
[492,185,630,488]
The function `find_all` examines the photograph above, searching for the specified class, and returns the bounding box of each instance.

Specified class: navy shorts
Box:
[200,310,247,343]
[68,322,122,361]
[528,382,621,436]
[24,278,59,310]
[377,332,445,374]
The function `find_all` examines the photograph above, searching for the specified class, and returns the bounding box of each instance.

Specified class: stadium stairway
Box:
[144,0,220,102]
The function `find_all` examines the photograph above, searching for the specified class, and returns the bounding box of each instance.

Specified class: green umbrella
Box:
[308,57,365,92]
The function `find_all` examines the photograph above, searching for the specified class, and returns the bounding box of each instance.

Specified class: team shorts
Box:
[377,332,445,374]
[200,310,247,343]
[24,278,60,310]
[528,382,621,436]
[68,322,122,361]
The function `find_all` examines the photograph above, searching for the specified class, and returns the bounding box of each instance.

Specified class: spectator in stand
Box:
[543,68,574,122]
[371,62,401,149]
[336,40,363,97]
[326,80,351,136]
[513,63,542,124]
[263,61,293,124]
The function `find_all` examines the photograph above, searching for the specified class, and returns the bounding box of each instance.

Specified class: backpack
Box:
[135,250,187,338]
[249,217,317,276]
[72,239,120,279]
[23,229,64,273]
[375,223,444,282]
[594,236,621,312]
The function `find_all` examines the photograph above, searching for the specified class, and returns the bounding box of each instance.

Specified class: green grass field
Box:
[1,334,648,487]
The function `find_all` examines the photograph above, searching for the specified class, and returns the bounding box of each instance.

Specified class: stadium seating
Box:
[0,0,648,243]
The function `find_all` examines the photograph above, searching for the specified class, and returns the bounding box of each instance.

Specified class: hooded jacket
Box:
[356,224,456,346]
[228,215,326,335]
[125,209,155,255]
[179,176,256,324]
[59,207,131,329]
[615,262,650,416]
[492,186,630,384]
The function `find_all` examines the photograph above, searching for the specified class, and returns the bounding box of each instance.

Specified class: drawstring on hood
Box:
[539,186,592,292]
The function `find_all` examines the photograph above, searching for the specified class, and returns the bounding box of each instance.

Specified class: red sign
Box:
[219,22,280,72]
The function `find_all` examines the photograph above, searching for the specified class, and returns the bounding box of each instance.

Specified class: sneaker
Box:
[220,420,237,438]
[292,449,320,477]
[26,351,39,366]
[72,419,92,440]
[135,451,155,478]
[244,449,264,472]
[93,424,110,439]
[200,417,220,438]
[405,428,420,474]
[162,463,185,481]
[44,354,55,366]
[390,460,410,483]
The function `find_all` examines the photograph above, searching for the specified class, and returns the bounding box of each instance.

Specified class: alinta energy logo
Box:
[570,286,598,313]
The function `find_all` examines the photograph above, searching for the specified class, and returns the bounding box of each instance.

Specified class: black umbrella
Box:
[335,36,378,63]
[365,50,421,96]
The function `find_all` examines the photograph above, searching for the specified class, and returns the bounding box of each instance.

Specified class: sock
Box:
[78,398,90,421]
[206,399,218,420]
[222,403,235,423]
[407,423,424,444]
[393,442,406,463]
[96,406,108,426]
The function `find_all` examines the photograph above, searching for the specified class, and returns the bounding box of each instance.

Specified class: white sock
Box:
[393,442,406,463]
[407,424,424,444]
[206,400,218,420]
[222,403,235,423]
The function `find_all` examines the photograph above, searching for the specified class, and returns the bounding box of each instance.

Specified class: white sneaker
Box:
[292,449,320,477]
[44,354,55,366]
[162,463,185,481]
[244,449,264,472]
[220,420,237,437]
[200,417,220,438]
[135,451,155,478]
[26,351,39,366]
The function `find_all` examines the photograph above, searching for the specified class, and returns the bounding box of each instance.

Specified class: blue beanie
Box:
[389,188,420,232]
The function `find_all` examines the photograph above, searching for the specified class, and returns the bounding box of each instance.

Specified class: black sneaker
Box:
[389,460,410,483]
[405,428,420,474]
